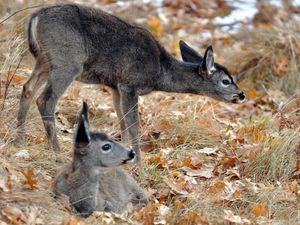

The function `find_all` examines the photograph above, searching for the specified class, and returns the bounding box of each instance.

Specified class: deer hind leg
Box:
[111,88,129,143]
[15,58,48,145]
[36,65,83,152]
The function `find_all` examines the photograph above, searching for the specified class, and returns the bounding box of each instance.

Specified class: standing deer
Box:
[53,102,148,217]
[15,4,245,162]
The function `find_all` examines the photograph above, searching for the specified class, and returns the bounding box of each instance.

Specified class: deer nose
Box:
[238,92,245,100]
[128,150,136,159]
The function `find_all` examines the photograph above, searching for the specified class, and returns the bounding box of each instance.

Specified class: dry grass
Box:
[222,18,300,96]
[244,124,300,182]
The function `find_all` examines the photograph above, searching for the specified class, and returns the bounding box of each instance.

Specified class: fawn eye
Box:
[222,79,230,85]
[102,144,111,151]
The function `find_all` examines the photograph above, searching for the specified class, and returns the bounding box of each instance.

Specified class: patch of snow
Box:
[14,149,30,159]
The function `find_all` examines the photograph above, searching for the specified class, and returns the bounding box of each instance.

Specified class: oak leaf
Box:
[182,165,214,179]
[20,168,38,190]
[176,212,208,225]
[164,177,188,195]
[138,202,158,225]
[252,204,268,217]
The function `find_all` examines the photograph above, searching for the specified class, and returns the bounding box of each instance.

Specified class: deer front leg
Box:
[111,88,129,143]
[117,168,149,206]
[71,188,99,217]
[128,178,149,206]
[118,85,141,162]
[130,185,149,206]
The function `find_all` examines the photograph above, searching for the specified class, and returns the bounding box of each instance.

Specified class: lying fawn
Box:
[53,102,148,217]
[16,4,245,162]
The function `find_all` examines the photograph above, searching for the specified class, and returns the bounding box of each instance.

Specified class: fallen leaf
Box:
[164,177,188,195]
[248,88,257,99]
[289,180,299,194]
[63,217,86,225]
[173,199,186,209]
[222,157,237,169]
[0,179,9,192]
[224,210,250,224]
[20,168,38,190]
[197,147,218,155]
[176,212,209,225]
[181,157,192,168]
[272,55,289,77]
[147,155,167,169]
[137,202,158,225]
[225,168,240,180]
[209,181,226,197]
[182,165,214,179]
[252,204,268,217]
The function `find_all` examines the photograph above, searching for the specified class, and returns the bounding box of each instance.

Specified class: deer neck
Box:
[157,54,201,94]
[72,155,116,179]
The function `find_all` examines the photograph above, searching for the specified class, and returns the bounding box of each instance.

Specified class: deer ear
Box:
[179,40,203,63]
[81,101,89,125]
[75,102,91,150]
[200,45,215,76]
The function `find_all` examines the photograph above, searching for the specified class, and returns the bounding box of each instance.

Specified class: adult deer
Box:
[16,4,245,162]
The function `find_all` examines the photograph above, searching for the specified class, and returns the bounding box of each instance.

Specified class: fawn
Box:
[53,102,148,217]
[16,4,245,162]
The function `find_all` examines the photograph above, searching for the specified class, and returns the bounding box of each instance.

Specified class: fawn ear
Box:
[75,102,90,150]
[200,45,215,77]
[81,101,89,125]
[179,40,203,63]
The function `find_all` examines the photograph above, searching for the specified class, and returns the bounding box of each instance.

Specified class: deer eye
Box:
[102,144,111,151]
[222,79,230,85]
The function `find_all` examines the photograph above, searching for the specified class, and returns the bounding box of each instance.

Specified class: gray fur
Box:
[15,4,245,162]
[52,102,148,217]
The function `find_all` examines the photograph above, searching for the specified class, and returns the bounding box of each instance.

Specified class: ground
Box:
[0,0,299,224]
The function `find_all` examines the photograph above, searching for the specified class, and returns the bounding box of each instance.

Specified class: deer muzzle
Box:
[232,92,246,104]
[123,150,136,164]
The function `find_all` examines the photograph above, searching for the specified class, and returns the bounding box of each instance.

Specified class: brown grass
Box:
[221,18,300,96]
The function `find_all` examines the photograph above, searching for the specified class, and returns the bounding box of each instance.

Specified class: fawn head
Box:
[179,40,245,103]
[74,102,136,167]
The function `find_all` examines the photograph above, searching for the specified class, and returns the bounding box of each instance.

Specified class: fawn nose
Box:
[238,92,245,100]
[128,150,136,159]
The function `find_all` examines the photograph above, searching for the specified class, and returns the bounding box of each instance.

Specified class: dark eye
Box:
[222,79,230,85]
[102,144,111,151]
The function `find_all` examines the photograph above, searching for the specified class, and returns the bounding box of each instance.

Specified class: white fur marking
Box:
[208,66,216,75]
[31,16,39,52]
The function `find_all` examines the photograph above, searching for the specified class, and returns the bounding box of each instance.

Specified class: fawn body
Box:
[16,4,245,161]
[53,102,148,217]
